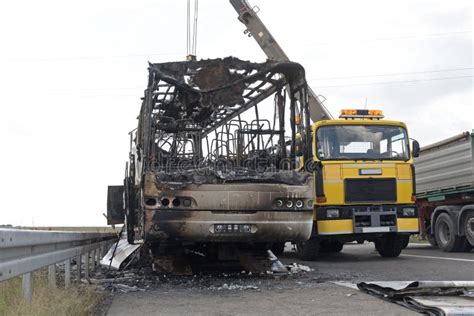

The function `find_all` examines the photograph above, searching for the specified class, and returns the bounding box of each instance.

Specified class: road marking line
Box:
[407,243,431,246]
[401,253,474,262]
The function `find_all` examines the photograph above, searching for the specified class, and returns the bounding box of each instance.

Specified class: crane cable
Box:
[186,0,190,56]
[186,0,199,59]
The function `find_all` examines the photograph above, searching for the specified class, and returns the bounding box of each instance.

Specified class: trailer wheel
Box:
[271,242,286,256]
[296,238,320,261]
[463,211,474,247]
[435,213,468,252]
[375,235,403,257]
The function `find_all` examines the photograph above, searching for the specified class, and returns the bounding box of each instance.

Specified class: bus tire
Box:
[271,242,286,256]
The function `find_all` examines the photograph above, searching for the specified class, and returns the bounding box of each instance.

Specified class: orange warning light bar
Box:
[339,109,384,119]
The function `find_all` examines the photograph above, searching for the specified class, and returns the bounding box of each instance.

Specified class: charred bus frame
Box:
[108,57,314,255]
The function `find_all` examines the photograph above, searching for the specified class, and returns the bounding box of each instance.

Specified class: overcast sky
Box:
[0,0,472,227]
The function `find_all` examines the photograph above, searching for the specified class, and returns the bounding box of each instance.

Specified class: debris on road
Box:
[113,284,145,293]
[211,283,260,291]
[100,235,142,270]
[267,250,288,275]
[287,263,313,274]
[358,281,474,315]
[85,258,321,296]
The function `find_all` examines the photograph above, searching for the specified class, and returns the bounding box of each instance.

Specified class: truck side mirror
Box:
[412,140,420,158]
[107,185,125,225]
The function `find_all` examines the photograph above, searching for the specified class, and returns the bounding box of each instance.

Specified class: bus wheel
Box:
[375,235,403,258]
[296,238,320,261]
[270,242,286,256]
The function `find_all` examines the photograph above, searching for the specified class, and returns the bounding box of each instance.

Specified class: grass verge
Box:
[0,270,102,316]
[409,234,428,244]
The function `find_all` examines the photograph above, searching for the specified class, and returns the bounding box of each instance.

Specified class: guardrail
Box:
[0,228,117,301]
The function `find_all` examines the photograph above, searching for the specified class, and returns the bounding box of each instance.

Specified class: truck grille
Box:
[345,178,396,203]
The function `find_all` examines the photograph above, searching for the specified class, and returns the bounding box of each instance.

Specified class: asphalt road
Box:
[106,243,473,315]
[284,242,474,282]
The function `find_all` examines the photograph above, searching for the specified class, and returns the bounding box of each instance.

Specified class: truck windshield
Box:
[316,125,410,161]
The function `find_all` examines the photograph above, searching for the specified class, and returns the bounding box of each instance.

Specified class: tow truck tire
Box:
[271,242,286,256]
[296,238,320,261]
[435,213,467,252]
[321,241,344,253]
[463,211,474,247]
[426,234,438,247]
[400,235,410,249]
[375,235,404,258]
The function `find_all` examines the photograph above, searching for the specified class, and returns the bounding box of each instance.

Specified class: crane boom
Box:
[229,0,332,121]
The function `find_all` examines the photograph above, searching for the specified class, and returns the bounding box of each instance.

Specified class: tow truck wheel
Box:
[400,235,410,249]
[320,241,344,253]
[463,211,474,247]
[435,213,468,252]
[374,235,403,258]
[296,238,320,261]
[271,242,286,256]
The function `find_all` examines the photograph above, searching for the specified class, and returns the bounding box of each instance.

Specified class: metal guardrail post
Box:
[101,244,106,258]
[91,249,96,271]
[96,248,101,267]
[48,264,56,288]
[22,272,32,302]
[84,252,90,280]
[76,254,82,282]
[64,259,71,288]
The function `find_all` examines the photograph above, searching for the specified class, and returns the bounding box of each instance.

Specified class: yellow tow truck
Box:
[296,109,420,260]
[229,2,419,259]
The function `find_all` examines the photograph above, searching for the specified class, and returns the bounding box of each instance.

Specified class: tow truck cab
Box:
[297,109,420,260]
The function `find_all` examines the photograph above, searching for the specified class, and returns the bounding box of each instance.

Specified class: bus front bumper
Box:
[144,209,313,243]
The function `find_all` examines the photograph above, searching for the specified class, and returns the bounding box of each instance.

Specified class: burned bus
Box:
[107,57,314,261]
